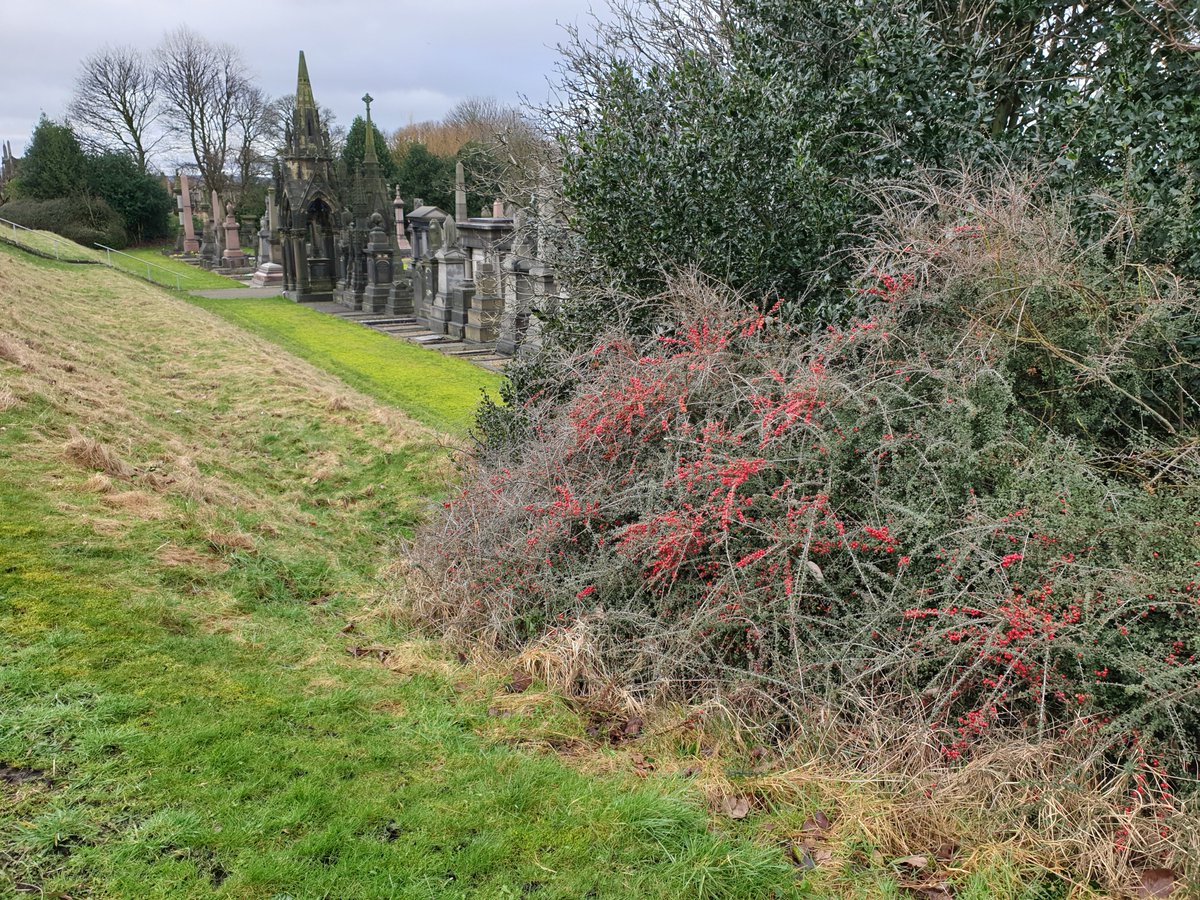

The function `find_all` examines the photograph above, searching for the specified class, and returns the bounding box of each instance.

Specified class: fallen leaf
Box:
[909,883,955,899]
[893,855,929,870]
[813,849,833,864]
[722,796,751,820]
[629,751,655,771]
[1137,869,1178,898]
[801,813,832,834]
[934,841,957,863]
[788,845,816,870]
[506,670,533,694]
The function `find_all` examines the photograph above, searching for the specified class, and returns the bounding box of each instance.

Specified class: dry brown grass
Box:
[101,490,166,519]
[0,331,27,367]
[81,473,113,493]
[0,247,444,516]
[156,544,228,572]
[63,426,136,479]
[0,386,19,411]
[203,530,256,553]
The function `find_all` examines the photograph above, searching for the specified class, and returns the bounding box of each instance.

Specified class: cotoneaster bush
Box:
[412,179,1199,866]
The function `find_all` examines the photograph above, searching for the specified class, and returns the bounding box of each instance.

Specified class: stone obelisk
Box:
[179,173,200,253]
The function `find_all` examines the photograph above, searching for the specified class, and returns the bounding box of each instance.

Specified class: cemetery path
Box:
[189,286,283,298]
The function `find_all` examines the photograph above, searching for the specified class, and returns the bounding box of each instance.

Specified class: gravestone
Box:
[221,203,248,269]
[179,173,199,254]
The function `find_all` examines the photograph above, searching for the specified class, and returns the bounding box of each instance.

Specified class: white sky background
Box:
[0,0,599,165]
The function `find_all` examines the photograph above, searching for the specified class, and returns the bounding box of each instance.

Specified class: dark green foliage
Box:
[556,0,1200,308]
[5,118,172,246]
[12,115,87,200]
[393,142,456,213]
[482,0,1200,455]
[84,152,174,243]
[341,116,397,183]
[0,195,128,249]
[234,179,268,222]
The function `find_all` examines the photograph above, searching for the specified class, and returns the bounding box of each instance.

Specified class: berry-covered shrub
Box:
[413,180,1200,783]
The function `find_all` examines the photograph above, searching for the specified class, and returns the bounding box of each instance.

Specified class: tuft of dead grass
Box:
[0,386,20,411]
[81,473,113,493]
[101,490,166,519]
[203,530,255,553]
[0,332,28,367]
[156,544,228,572]
[63,426,136,479]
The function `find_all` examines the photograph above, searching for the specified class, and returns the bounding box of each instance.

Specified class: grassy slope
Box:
[0,229,247,290]
[0,243,798,899]
[123,246,249,291]
[0,226,103,262]
[190,296,501,437]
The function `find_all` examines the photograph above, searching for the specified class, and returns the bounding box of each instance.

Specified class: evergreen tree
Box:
[85,152,174,242]
[15,116,87,200]
[341,116,397,182]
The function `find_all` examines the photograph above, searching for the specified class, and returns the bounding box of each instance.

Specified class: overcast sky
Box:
[0,0,598,165]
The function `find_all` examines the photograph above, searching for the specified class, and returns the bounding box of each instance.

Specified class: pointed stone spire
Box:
[362,93,378,166]
[293,51,324,155]
[455,161,467,222]
[297,51,316,111]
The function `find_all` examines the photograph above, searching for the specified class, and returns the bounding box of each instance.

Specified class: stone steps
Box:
[298,301,508,374]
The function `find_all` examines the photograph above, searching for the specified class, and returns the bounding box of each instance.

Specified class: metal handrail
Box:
[0,215,71,259]
[94,243,183,291]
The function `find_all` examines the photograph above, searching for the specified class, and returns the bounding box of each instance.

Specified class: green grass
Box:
[0,246,802,899]
[190,296,502,436]
[120,245,248,291]
[0,225,103,262]
[0,229,246,290]
[0,460,796,900]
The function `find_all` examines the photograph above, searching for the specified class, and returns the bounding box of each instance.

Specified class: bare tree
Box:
[67,45,162,172]
[231,83,277,195]
[270,94,344,156]
[153,26,249,198]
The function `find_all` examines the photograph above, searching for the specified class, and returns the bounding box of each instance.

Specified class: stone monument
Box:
[393,186,411,260]
[362,211,395,313]
[178,173,200,254]
[221,202,248,269]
